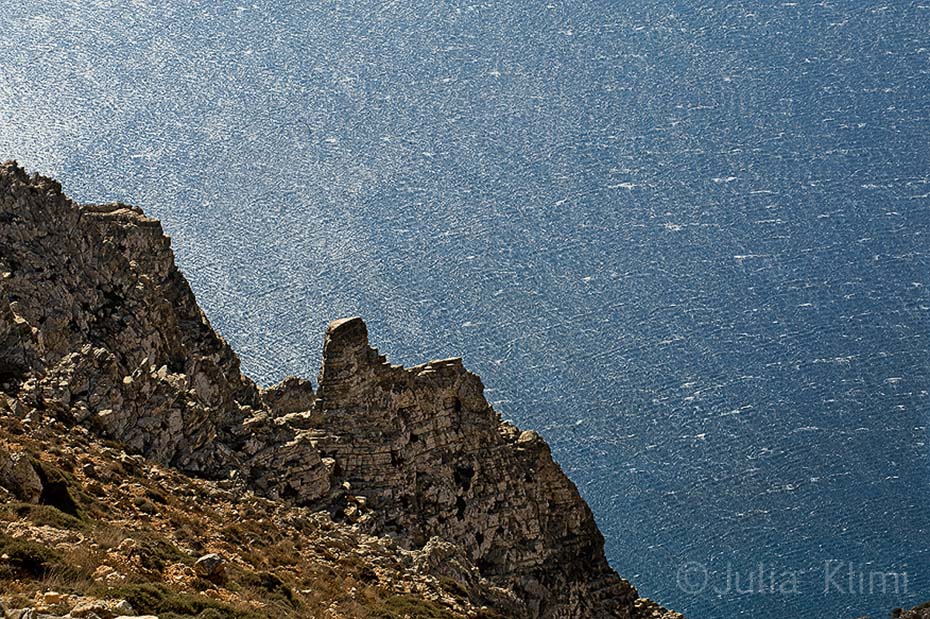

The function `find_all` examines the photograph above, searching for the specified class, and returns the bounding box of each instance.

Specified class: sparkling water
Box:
[3,2,929,617]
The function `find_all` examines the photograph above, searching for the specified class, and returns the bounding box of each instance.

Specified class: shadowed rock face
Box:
[310,316,638,617]
[0,161,681,619]
[900,606,930,619]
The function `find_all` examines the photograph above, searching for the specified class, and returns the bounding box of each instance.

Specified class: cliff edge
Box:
[0,162,681,619]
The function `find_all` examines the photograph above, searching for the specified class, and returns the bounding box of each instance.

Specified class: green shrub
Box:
[2,501,85,530]
[32,459,81,517]
[236,570,297,608]
[132,496,159,515]
[94,583,259,619]
[370,595,457,619]
[127,531,187,572]
[0,534,62,578]
[438,576,470,601]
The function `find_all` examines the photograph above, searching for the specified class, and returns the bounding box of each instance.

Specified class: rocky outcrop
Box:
[306,316,637,617]
[0,161,681,619]
[899,605,930,619]
[0,162,328,504]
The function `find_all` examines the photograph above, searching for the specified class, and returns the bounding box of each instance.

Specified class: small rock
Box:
[71,598,112,619]
[42,592,64,606]
[193,553,226,581]
[110,600,135,616]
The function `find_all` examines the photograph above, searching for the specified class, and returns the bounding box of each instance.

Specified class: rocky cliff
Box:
[0,161,680,619]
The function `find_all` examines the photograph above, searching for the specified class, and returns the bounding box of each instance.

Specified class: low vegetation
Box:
[0,417,475,618]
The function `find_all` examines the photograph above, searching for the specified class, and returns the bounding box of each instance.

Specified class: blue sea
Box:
[2,2,929,617]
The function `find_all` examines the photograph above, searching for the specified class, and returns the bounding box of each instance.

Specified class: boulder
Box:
[0,447,43,503]
[193,553,226,582]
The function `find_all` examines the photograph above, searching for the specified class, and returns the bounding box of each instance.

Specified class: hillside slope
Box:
[0,162,679,619]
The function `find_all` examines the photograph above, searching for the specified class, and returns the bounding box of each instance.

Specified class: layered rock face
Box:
[304,317,637,618]
[0,162,680,619]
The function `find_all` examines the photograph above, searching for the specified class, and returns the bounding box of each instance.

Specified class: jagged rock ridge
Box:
[0,161,680,619]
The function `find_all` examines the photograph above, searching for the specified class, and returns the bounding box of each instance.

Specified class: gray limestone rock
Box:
[0,446,42,503]
[0,162,681,619]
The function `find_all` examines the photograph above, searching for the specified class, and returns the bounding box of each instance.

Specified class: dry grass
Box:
[0,423,475,619]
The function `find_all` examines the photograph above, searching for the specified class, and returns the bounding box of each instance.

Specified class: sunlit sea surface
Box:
[3,2,930,617]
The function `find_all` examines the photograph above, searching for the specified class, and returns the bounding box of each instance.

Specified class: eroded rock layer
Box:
[0,161,680,619]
